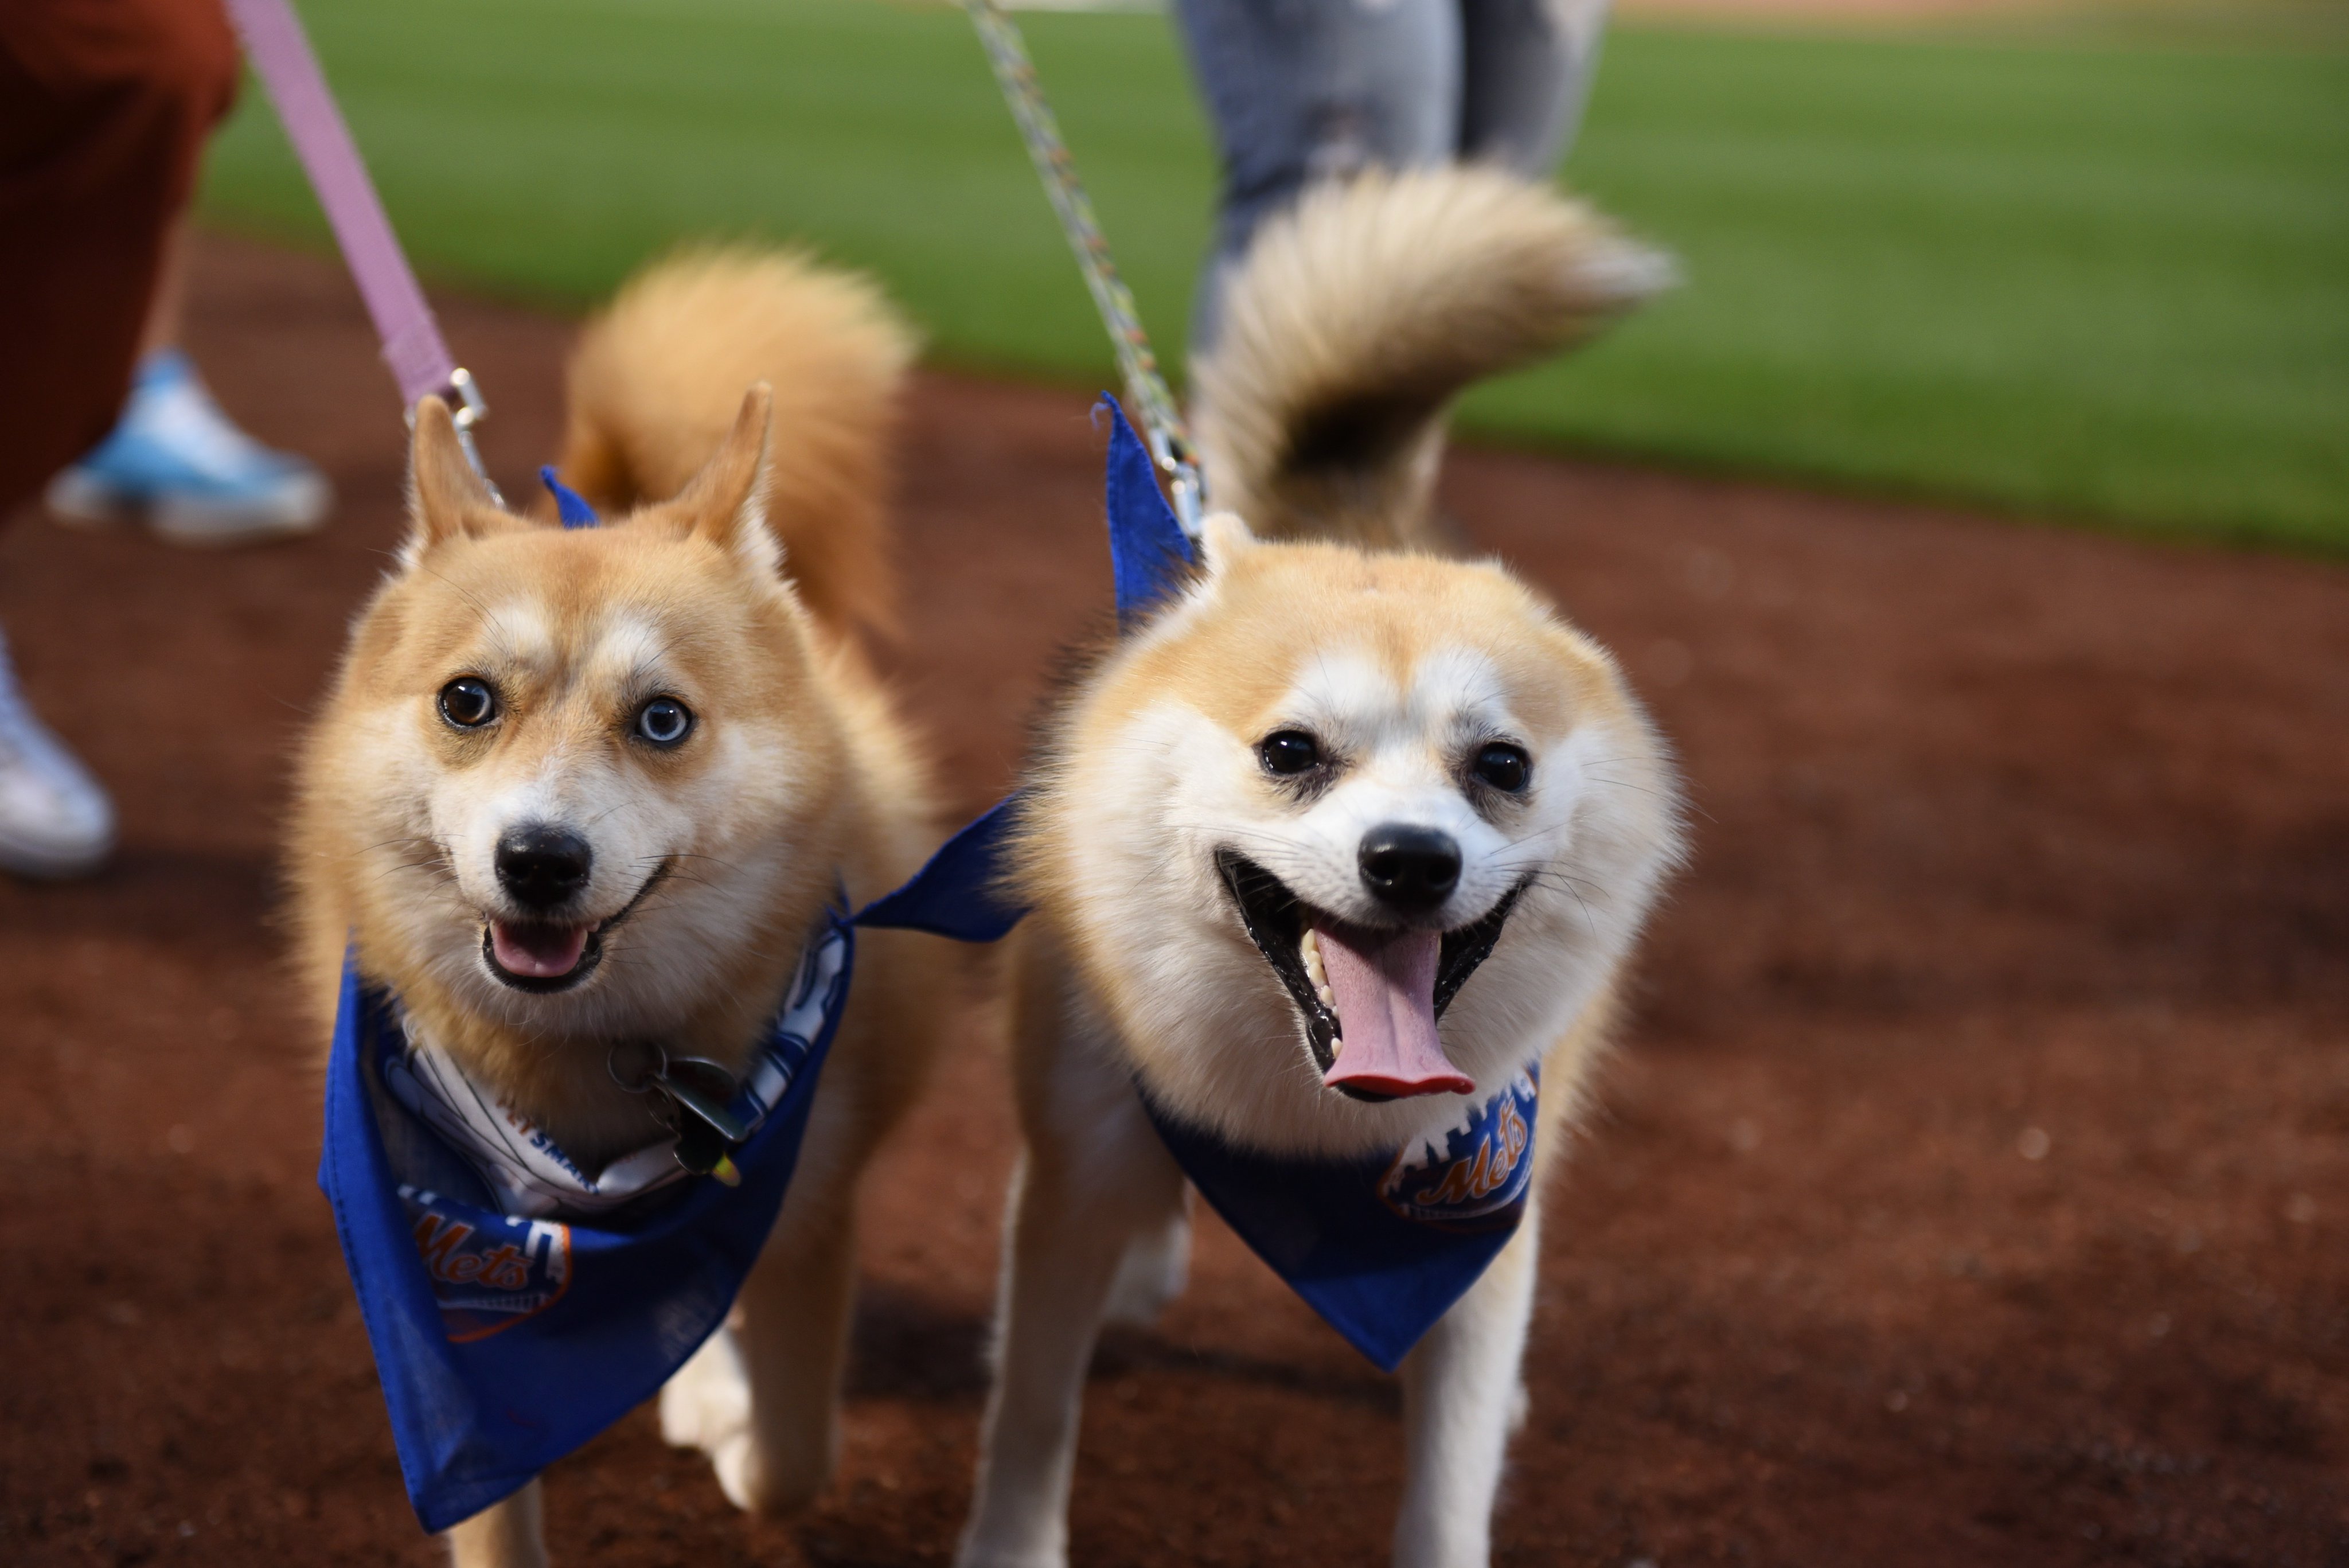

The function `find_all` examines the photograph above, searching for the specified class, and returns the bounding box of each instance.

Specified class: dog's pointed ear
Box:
[401,397,510,567]
[674,384,782,576]
[1198,510,1259,574]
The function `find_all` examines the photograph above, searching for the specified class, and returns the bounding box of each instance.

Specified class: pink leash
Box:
[220,0,494,481]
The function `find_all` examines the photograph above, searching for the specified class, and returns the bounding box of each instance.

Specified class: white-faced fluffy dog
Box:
[955,169,1685,1568]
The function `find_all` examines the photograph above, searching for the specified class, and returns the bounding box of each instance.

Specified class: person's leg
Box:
[0,0,237,517]
[1173,0,1461,351]
[0,0,239,878]
[48,201,333,547]
[0,627,113,879]
[1456,0,1612,176]
[45,300,335,548]
[11,2,328,548]
[139,216,192,361]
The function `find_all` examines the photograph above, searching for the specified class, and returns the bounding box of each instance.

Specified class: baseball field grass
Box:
[196,0,2349,548]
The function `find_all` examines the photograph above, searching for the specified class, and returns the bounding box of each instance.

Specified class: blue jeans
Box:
[1174,0,1611,348]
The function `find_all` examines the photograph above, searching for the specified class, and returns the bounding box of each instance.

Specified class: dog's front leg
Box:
[1392,1193,1544,1568]
[662,1087,869,1519]
[713,1194,861,1515]
[957,1029,1184,1568]
[443,1479,545,1568]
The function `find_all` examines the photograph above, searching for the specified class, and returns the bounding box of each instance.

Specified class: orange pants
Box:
[0,0,239,516]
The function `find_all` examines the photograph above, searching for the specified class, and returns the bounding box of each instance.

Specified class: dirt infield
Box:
[2,232,2343,1567]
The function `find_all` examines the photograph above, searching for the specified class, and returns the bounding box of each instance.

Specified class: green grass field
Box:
[196,0,2349,549]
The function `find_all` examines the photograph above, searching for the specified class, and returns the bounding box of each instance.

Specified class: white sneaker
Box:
[45,349,330,548]
[0,630,115,879]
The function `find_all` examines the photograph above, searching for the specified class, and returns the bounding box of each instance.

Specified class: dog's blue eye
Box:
[636,697,693,747]
[438,678,497,728]
[1258,730,1320,776]
[1472,742,1531,793]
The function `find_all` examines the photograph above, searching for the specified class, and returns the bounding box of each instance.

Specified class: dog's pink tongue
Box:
[1316,923,1475,1098]
[490,921,590,979]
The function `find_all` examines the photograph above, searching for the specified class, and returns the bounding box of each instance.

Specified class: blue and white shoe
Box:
[0,629,113,879]
[46,349,330,547]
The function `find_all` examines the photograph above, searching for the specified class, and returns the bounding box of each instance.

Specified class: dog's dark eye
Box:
[438,678,497,729]
[1258,730,1321,777]
[1472,742,1531,793]
[635,697,693,747]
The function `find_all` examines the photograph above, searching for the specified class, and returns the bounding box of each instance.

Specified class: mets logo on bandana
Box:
[1378,1071,1539,1230]
[397,1185,572,1343]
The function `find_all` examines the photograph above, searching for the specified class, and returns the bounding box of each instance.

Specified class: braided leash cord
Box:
[961,0,1205,536]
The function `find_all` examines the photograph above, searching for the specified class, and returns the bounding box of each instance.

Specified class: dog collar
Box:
[381,923,847,1223]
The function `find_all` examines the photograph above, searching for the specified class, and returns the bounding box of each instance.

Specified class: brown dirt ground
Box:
[2,232,2344,1568]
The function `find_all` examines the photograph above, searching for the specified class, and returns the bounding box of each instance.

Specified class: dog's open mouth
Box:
[1214,850,1522,1103]
[483,920,603,992]
[479,862,669,995]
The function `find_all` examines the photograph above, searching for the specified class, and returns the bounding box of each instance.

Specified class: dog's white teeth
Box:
[1302,931,1341,1058]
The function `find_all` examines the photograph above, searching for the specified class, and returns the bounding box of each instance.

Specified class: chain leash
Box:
[961,0,1206,538]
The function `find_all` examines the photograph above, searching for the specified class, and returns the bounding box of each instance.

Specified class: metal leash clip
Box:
[1150,428,1205,539]
[607,1039,750,1185]
[400,365,504,504]
[444,365,490,434]
[443,367,502,504]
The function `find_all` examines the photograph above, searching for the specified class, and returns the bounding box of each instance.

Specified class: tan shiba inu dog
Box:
[290,248,945,1567]
[957,169,1685,1568]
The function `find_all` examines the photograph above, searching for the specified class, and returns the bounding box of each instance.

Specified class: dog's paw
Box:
[709,1430,765,1514]
[660,1328,750,1454]
[707,1425,836,1518]
[1102,1211,1191,1328]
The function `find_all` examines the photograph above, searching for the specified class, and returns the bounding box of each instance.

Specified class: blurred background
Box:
[195,0,2348,546]
[2,1,2344,1564]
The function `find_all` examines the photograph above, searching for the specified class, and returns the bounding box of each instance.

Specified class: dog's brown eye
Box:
[438,678,497,728]
[1258,730,1320,777]
[1472,742,1531,793]
[635,697,693,747]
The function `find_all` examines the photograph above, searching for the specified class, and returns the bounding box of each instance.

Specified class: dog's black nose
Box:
[1358,825,1461,912]
[495,824,592,910]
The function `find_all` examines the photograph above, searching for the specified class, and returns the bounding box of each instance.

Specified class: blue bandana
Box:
[322,913,849,1531]
[541,466,598,528]
[1099,396,1196,627]
[325,795,1030,1531]
[923,398,1540,1372]
[1141,1072,1539,1372]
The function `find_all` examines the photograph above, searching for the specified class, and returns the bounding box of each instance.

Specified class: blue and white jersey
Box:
[380,925,845,1223]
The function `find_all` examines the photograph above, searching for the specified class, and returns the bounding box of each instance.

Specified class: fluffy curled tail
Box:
[558,246,918,636]
[1188,166,1672,549]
